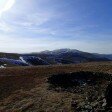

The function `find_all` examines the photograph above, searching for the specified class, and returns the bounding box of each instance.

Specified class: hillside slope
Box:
[0,49,111,67]
[0,62,112,111]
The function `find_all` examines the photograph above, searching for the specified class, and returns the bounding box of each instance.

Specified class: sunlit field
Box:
[0,62,112,111]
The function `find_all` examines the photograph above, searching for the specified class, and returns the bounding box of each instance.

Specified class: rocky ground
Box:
[0,62,112,112]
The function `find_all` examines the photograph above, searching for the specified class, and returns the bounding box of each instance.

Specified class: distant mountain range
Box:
[0,49,112,67]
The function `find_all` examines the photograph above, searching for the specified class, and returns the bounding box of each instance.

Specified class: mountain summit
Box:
[0,49,111,67]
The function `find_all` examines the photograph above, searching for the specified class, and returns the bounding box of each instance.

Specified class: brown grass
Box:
[0,62,112,111]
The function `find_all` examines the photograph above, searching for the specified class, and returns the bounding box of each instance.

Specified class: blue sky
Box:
[0,0,112,53]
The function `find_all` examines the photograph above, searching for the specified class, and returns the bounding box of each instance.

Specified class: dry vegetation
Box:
[0,62,112,112]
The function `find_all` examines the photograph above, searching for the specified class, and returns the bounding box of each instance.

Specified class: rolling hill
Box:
[0,49,111,67]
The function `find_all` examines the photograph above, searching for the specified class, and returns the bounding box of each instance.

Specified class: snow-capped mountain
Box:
[40,49,81,55]
[37,49,111,64]
[0,49,111,67]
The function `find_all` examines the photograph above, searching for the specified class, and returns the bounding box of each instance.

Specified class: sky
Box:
[0,0,112,54]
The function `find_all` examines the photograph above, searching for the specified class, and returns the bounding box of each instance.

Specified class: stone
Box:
[91,102,98,108]
[102,102,107,107]
[84,105,93,110]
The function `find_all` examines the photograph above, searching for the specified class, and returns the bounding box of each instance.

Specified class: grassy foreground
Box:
[0,62,112,111]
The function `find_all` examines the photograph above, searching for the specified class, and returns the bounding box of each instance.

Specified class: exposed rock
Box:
[91,102,98,108]
[102,102,107,107]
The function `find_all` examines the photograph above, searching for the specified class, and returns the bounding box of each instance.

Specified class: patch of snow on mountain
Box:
[19,56,31,65]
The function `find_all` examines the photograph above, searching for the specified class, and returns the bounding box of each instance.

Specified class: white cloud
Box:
[0,20,13,32]
[0,35,112,54]
[9,12,53,28]
[0,0,55,33]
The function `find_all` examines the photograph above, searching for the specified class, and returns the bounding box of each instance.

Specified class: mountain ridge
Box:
[0,49,111,67]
